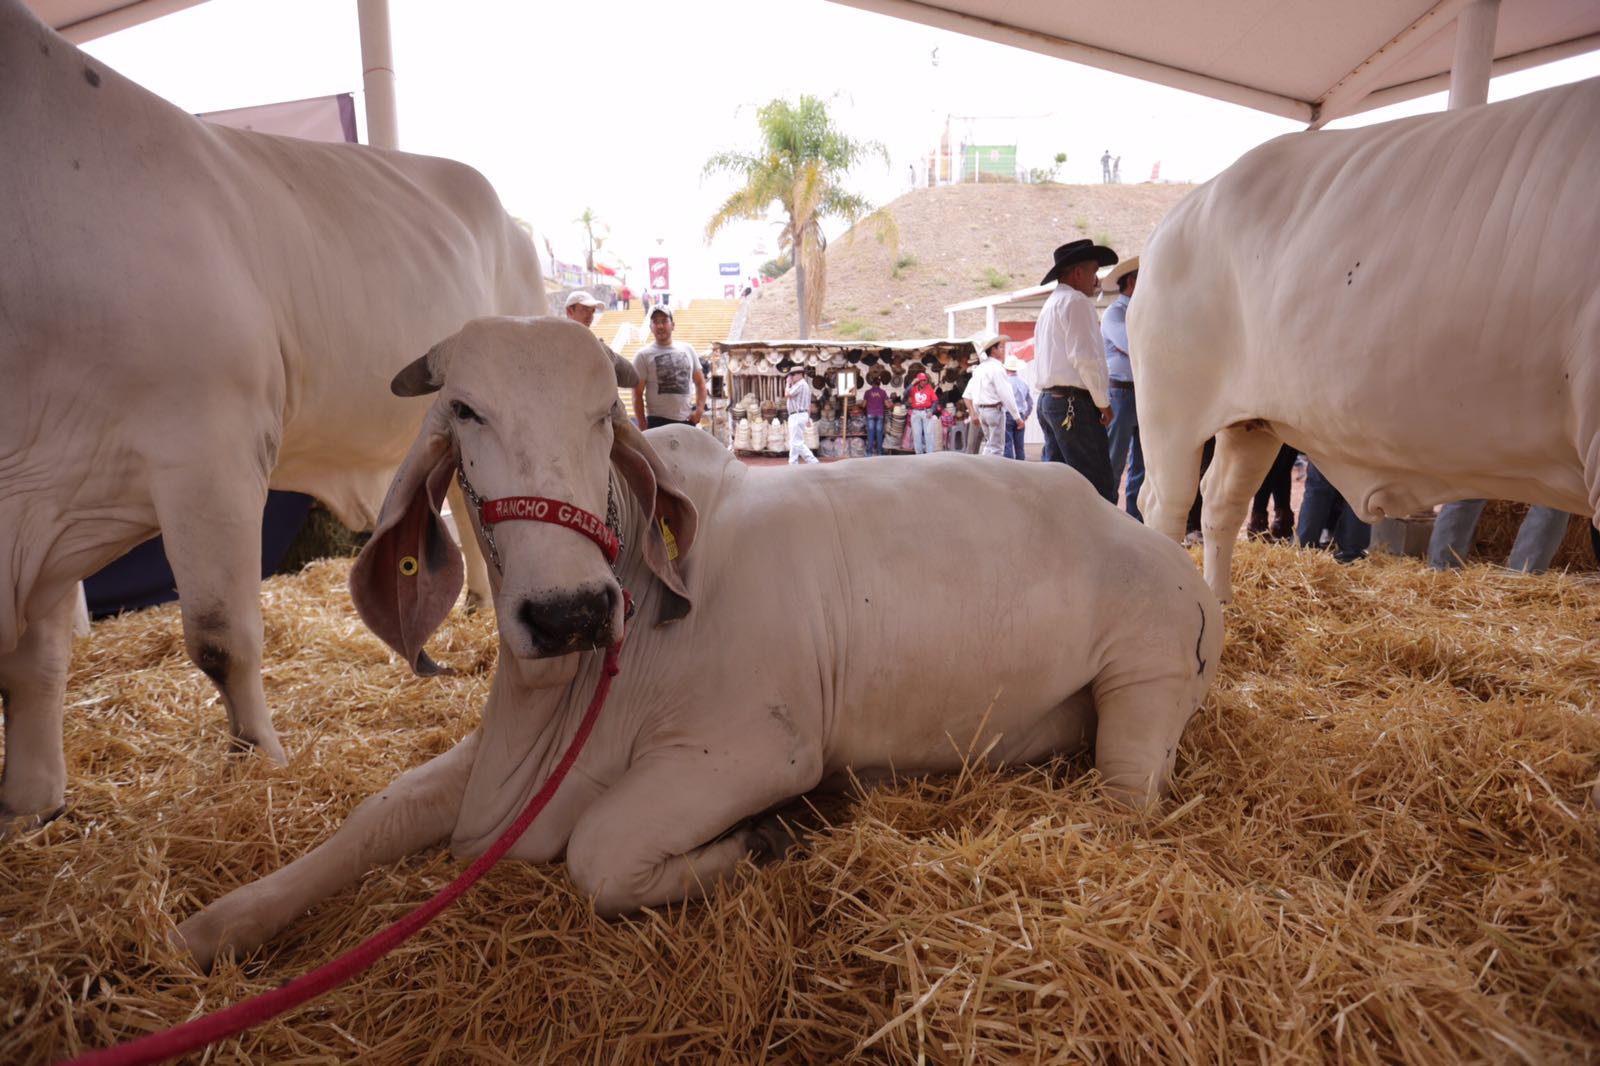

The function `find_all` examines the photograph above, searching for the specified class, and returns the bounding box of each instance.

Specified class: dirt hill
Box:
[739,181,1198,342]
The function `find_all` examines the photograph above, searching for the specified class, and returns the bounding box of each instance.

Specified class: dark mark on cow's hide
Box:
[71,160,80,170]
[83,66,100,87]
[191,610,231,684]
[1194,602,1208,675]
[39,40,50,56]
[196,643,230,685]
[768,704,798,739]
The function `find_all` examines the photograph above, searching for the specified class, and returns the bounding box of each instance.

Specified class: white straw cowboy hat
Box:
[1003,354,1024,372]
[969,332,1006,359]
[1101,255,1140,293]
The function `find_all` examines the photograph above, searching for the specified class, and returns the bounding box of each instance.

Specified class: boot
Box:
[1247,508,1269,538]
[1269,507,1296,542]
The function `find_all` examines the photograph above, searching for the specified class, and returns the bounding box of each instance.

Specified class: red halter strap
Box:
[479,496,619,564]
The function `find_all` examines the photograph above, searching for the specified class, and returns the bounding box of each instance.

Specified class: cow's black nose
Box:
[517,586,617,655]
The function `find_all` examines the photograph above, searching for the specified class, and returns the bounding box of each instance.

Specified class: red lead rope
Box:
[61,629,628,1066]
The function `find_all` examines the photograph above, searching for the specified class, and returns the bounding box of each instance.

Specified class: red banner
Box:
[648,257,670,291]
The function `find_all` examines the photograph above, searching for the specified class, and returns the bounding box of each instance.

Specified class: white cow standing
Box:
[0,0,543,828]
[1130,78,1599,599]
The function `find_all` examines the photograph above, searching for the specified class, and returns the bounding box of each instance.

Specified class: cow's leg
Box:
[151,477,285,764]
[1138,430,1207,545]
[1092,630,1218,811]
[0,589,77,833]
[1199,425,1284,601]
[173,732,478,971]
[566,743,820,915]
[447,481,491,612]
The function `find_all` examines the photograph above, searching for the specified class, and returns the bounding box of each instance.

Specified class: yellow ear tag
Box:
[399,555,419,577]
[659,519,679,561]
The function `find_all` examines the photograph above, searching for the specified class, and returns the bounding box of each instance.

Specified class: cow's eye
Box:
[451,400,484,424]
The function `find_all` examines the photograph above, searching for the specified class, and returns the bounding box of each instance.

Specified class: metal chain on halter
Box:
[455,458,623,576]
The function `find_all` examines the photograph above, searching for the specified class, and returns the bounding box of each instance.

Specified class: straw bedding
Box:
[4,544,1598,1064]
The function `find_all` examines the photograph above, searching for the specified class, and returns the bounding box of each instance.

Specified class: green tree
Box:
[703,95,888,338]
[575,206,607,278]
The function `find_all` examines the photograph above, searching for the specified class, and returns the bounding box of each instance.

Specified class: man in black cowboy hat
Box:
[1032,239,1119,502]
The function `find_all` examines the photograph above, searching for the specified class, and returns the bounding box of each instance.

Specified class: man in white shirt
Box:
[631,305,706,431]
[1032,239,1119,502]
[784,366,820,464]
[964,334,1022,456]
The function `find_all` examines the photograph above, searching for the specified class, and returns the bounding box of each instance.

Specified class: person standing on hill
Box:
[1032,239,1118,502]
[631,305,705,431]
[1100,149,1112,183]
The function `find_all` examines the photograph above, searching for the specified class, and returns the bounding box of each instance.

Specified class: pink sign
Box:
[648,257,670,291]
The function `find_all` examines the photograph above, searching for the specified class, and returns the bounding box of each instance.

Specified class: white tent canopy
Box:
[825,0,1600,125]
[26,0,400,149]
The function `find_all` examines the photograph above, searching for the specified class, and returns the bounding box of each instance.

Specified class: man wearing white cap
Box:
[563,289,605,329]
[966,333,1022,456]
[565,289,639,388]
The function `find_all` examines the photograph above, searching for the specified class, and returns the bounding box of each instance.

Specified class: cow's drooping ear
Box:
[609,414,698,624]
[349,410,464,673]
[391,342,448,397]
[610,349,640,389]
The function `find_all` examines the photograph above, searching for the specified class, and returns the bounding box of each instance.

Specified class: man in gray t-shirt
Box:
[631,305,706,431]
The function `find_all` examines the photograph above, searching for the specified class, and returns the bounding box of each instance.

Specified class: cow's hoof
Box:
[229,732,288,766]
[0,803,67,840]
[746,805,826,863]
[170,917,221,974]
[172,902,269,974]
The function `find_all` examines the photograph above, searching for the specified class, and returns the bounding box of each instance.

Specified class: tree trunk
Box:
[794,227,809,340]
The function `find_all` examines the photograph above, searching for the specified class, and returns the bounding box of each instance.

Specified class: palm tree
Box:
[575,207,607,281]
[703,95,888,338]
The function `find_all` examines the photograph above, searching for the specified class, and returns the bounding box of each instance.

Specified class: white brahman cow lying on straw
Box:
[0,0,548,832]
[174,317,1221,969]
[1131,77,1600,600]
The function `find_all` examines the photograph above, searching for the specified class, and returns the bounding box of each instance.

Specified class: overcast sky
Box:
[78,0,1599,299]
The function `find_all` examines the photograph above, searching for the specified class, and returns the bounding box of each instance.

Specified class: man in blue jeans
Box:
[862,373,889,456]
[1032,239,1119,502]
[1001,355,1033,460]
[1296,461,1370,563]
[1099,256,1142,517]
[1427,500,1572,573]
[907,371,940,453]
